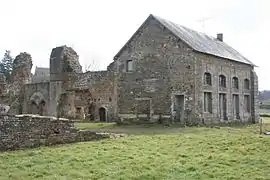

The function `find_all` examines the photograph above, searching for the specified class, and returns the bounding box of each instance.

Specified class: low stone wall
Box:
[0,115,122,151]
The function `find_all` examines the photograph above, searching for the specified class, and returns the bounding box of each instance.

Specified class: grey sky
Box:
[0,0,269,90]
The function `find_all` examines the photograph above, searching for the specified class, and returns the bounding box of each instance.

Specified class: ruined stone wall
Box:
[8,52,33,114]
[57,91,76,119]
[49,81,63,117]
[114,16,197,123]
[197,53,256,123]
[50,45,82,81]
[49,46,82,117]
[11,52,33,84]
[22,82,50,115]
[69,71,115,121]
[0,115,113,151]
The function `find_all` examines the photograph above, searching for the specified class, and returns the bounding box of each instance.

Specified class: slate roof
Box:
[32,67,50,83]
[114,14,255,66]
[34,67,50,76]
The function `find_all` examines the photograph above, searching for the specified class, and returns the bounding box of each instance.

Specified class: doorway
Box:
[174,95,184,121]
[99,107,106,122]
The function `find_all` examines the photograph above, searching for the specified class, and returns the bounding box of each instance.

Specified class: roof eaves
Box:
[194,49,257,67]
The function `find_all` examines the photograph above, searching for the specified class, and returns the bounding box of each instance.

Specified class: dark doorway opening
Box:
[99,107,106,122]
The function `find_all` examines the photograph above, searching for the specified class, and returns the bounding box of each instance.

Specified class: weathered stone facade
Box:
[0,14,259,125]
[113,14,259,124]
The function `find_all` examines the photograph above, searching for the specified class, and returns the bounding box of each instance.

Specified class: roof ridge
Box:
[151,14,255,66]
[152,14,212,38]
[114,14,256,66]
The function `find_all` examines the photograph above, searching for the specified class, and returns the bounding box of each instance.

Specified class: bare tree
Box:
[84,58,100,72]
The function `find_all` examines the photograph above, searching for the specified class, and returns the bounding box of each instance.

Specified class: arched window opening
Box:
[232,77,239,89]
[219,75,226,88]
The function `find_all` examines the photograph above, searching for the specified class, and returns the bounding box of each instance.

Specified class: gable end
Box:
[113,14,193,60]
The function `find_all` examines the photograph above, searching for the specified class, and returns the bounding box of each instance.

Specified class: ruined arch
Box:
[29,92,46,115]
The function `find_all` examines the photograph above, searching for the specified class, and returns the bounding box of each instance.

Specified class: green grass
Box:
[1,123,270,179]
[75,122,117,130]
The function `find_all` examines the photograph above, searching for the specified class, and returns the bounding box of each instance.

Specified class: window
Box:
[204,92,212,113]
[244,95,250,112]
[244,79,250,89]
[126,60,133,72]
[219,93,227,119]
[76,107,81,113]
[232,77,239,89]
[219,75,226,88]
[204,72,212,85]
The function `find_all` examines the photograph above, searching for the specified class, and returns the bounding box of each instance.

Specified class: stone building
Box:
[0,14,259,124]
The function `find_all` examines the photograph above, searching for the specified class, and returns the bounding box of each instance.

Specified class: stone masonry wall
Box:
[22,82,50,115]
[197,53,255,123]
[8,52,33,115]
[114,16,197,124]
[0,115,114,151]
[49,46,82,117]
[251,68,260,122]
[114,15,258,125]
[57,71,115,121]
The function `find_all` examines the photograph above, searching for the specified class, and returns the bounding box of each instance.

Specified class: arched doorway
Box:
[99,107,106,122]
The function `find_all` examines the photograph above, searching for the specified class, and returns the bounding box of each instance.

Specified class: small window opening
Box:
[126,60,134,72]
[232,77,239,89]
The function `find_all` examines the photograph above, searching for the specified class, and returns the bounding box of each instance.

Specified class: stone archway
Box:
[99,107,106,122]
[30,92,46,115]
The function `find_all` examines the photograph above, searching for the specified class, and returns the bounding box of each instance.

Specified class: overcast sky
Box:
[0,0,269,90]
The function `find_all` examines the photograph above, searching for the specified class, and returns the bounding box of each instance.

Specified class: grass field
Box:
[1,120,270,179]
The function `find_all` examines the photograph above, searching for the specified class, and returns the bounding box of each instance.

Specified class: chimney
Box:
[217,33,223,42]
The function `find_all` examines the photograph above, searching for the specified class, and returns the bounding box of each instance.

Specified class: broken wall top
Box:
[50,45,82,81]
[11,52,33,84]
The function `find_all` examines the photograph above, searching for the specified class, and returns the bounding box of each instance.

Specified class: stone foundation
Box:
[0,114,124,151]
